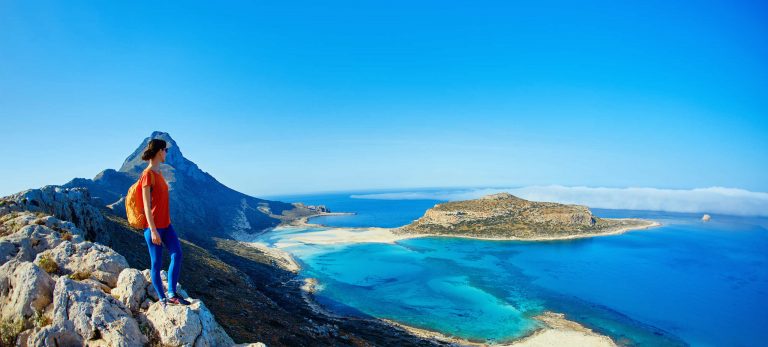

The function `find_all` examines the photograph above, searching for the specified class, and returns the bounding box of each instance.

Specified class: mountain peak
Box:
[118,131,194,178]
[150,130,171,138]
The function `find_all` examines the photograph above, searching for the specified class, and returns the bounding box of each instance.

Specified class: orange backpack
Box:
[125,169,154,229]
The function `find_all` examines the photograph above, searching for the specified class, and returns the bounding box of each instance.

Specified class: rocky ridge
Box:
[0,199,265,346]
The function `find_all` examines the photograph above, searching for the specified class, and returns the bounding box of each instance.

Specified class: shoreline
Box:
[393,219,663,243]
[380,311,617,347]
[238,211,657,346]
[270,213,662,245]
[285,211,356,227]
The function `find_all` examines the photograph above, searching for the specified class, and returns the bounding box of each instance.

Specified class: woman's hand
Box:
[150,228,162,245]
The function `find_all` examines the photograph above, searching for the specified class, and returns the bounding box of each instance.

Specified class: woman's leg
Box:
[144,228,166,300]
[161,224,183,297]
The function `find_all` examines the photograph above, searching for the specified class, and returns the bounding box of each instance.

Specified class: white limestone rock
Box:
[39,276,147,347]
[0,213,85,266]
[25,319,84,347]
[5,186,108,244]
[33,240,128,288]
[112,268,149,313]
[145,298,234,347]
[0,259,54,324]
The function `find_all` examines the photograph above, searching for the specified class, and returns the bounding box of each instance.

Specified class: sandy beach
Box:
[270,214,662,246]
[380,311,617,347]
[240,240,302,273]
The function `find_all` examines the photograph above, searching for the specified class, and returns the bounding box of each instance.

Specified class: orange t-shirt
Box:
[139,168,171,229]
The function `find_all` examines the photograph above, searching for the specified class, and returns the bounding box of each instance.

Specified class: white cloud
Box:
[351,186,768,217]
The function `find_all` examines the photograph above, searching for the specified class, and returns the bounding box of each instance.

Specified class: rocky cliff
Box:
[0,206,264,346]
[62,131,324,246]
[396,192,656,239]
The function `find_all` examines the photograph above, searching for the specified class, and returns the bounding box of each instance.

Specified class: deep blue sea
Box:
[265,191,768,347]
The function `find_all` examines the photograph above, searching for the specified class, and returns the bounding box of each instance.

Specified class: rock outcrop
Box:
[33,240,129,288]
[397,192,656,239]
[0,209,265,346]
[143,298,234,347]
[2,186,109,244]
[0,259,54,323]
[49,276,146,346]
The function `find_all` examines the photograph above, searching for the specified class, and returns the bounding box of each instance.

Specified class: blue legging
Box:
[144,224,182,300]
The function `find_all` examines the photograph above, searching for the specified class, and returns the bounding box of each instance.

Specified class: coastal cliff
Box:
[395,193,657,240]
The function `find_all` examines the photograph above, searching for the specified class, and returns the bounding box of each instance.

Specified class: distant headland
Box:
[393,192,659,241]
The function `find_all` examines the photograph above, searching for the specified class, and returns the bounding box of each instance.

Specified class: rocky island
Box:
[394,193,659,240]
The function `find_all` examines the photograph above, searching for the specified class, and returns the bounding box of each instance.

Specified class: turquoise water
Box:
[268,192,768,346]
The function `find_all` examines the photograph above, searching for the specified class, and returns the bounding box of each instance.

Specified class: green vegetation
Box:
[60,230,73,241]
[67,271,91,281]
[38,254,59,274]
[0,317,25,346]
[32,309,51,329]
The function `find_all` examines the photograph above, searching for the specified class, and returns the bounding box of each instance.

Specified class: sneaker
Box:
[159,297,168,309]
[167,294,191,305]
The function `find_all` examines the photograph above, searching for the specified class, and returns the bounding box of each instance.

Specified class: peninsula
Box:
[393,192,659,241]
[269,192,659,247]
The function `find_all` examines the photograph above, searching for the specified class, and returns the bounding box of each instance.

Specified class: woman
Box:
[140,139,191,306]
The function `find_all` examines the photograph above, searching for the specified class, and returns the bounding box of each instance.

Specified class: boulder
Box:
[112,268,149,313]
[24,320,84,347]
[31,276,147,346]
[33,240,128,288]
[0,259,54,324]
[144,298,235,347]
[142,269,160,301]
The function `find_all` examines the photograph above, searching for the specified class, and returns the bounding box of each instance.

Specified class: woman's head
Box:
[141,139,168,162]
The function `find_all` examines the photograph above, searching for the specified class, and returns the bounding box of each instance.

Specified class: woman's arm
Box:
[142,185,162,245]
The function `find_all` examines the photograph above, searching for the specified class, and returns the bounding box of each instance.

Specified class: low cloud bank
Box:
[351,186,768,217]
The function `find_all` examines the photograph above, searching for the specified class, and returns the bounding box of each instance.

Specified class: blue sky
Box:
[1,1,766,197]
